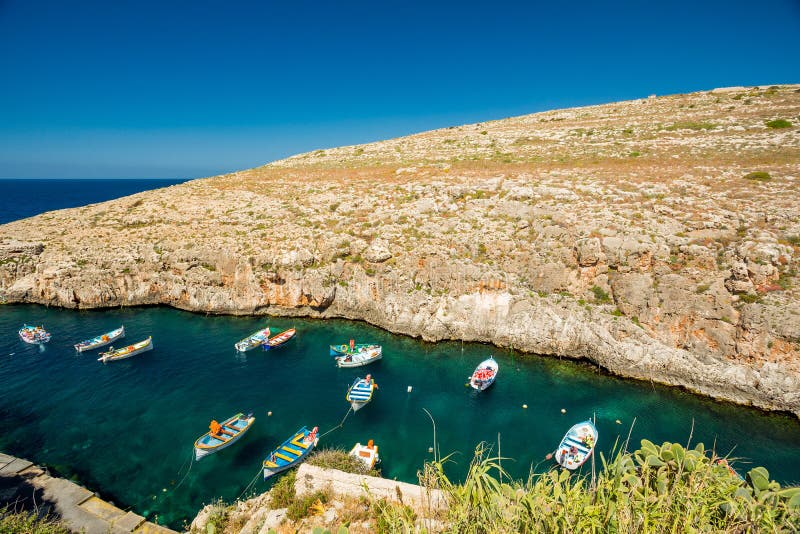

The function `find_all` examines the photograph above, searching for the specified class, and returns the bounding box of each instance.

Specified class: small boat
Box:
[469,357,498,391]
[330,342,381,357]
[193,412,255,461]
[335,346,382,368]
[74,326,125,352]
[346,375,377,412]
[235,326,270,352]
[349,439,380,470]
[98,336,153,363]
[554,420,598,471]
[262,328,296,350]
[18,325,51,345]
[263,426,319,480]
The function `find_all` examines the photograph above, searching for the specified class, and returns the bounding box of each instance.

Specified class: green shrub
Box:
[269,470,297,509]
[765,119,792,129]
[380,440,800,532]
[0,507,70,534]
[744,171,771,182]
[308,448,380,476]
[286,490,331,521]
[591,285,612,304]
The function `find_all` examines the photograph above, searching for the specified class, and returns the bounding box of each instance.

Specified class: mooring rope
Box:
[319,407,353,440]
[236,466,265,501]
[171,449,195,492]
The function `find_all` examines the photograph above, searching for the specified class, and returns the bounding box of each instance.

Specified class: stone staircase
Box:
[0,452,176,534]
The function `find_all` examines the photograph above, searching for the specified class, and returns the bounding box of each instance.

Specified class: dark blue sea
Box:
[0,178,187,225]
[1,180,799,529]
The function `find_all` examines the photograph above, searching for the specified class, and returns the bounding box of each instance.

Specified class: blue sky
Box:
[1,1,798,179]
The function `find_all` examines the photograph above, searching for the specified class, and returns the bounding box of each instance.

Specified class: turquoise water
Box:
[1,304,799,528]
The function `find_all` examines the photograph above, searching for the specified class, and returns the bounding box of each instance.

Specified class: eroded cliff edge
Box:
[2,86,799,416]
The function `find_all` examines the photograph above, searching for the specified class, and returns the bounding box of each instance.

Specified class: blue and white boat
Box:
[194,412,255,461]
[346,375,377,412]
[235,326,270,352]
[74,326,125,352]
[262,426,319,480]
[554,420,598,470]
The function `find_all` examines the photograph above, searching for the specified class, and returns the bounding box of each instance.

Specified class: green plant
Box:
[286,489,331,521]
[269,470,297,508]
[308,448,380,476]
[591,285,612,304]
[744,171,771,182]
[0,506,70,534]
[765,119,792,129]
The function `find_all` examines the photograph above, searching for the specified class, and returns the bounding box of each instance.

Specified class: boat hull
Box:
[469,357,498,391]
[263,328,296,350]
[554,420,598,471]
[75,326,125,352]
[18,326,51,345]
[98,337,153,362]
[235,327,270,352]
[194,414,255,461]
[349,442,380,470]
[335,348,382,368]
[262,427,318,480]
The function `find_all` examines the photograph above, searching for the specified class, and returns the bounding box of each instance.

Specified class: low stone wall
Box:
[295,463,447,511]
[0,452,175,534]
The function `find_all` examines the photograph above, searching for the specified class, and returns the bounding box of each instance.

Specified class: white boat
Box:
[98,336,153,363]
[346,375,377,412]
[18,325,51,345]
[193,412,255,461]
[349,439,380,470]
[74,326,125,352]
[554,420,598,470]
[469,357,498,391]
[235,326,270,352]
[335,346,382,368]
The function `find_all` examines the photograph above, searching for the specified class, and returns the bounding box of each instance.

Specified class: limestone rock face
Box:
[2,85,800,417]
[364,239,392,263]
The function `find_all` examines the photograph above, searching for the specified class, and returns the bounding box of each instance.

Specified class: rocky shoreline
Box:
[1,85,799,417]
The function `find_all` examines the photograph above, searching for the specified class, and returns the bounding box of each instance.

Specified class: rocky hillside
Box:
[2,85,799,416]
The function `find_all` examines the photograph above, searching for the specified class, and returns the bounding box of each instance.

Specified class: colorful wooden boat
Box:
[193,412,255,461]
[469,357,498,391]
[98,336,153,363]
[554,420,598,470]
[330,342,380,357]
[346,375,377,412]
[335,346,382,368]
[74,326,125,352]
[349,439,380,470]
[18,325,51,345]
[262,426,319,480]
[262,328,296,350]
[235,326,270,352]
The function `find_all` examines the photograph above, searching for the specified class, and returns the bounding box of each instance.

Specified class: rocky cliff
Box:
[2,85,799,416]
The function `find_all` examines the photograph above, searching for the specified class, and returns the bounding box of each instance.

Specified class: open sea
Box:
[1,180,799,529]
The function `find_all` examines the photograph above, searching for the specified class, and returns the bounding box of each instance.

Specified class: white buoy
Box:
[560,408,566,414]
[407,386,413,393]
[267,411,273,417]
[428,447,434,453]
[522,404,528,409]
[615,419,621,424]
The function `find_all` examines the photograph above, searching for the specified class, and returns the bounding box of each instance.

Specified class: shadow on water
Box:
[1,303,799,528]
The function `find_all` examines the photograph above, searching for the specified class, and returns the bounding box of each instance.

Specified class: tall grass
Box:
[378,440,800,533]
[0,506,70,534]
